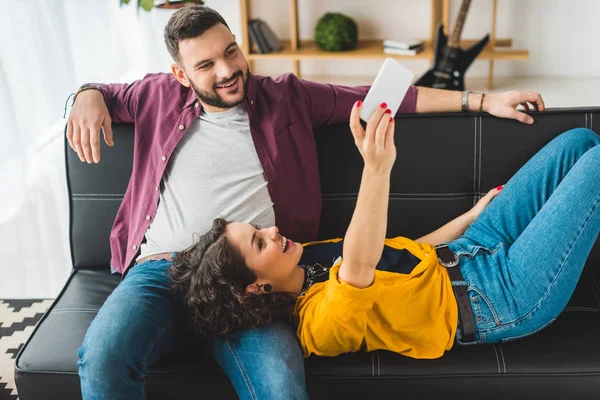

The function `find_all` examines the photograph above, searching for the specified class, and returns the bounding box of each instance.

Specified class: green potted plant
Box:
[314,12,358,52]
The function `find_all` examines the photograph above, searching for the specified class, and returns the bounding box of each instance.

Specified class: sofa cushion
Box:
[16,107,600,399]
[15,265,600,399]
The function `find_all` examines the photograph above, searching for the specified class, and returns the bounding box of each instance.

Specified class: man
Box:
[69,5,545,399]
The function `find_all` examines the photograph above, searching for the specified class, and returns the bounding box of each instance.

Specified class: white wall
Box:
[241,0,600,79]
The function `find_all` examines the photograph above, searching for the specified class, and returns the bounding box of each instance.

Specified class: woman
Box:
[169,100,600,359]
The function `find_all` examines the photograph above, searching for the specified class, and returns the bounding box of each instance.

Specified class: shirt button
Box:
[425,252,429,256]
[155,186,159,191]
[179,124,185,130]
[161,156,167,161]
[250,100,254,105]
[146,215,151,220]
[195,102,199,108]
[132,244,137,250]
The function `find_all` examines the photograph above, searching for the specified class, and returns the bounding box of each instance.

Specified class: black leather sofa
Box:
[15,107,600,399]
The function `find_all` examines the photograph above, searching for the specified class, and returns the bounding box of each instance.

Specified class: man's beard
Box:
[190,66,249,109]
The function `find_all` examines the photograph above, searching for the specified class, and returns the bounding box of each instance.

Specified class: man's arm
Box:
[415,86,546,124]
[291,74,417,129]
[66,79,143,164]
[91,81,143,124]
[414,212,474,246]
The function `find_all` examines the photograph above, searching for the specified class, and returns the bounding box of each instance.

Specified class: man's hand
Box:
[483,91,546,125]
[67,90,114,164]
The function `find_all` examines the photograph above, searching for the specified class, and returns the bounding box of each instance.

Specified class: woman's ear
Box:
[246,282,272,294]
[245,283,261,294]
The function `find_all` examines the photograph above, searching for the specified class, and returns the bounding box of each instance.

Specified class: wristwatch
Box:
[461,90,472,112]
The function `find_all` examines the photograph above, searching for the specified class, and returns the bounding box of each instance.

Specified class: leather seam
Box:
[479,115,482,203]
[71,193,125,196]
[492,345,501,373]
[371,353,375,377]
[50,310,99,314]
[72,198,124,201]
[563,306,600,312]
[473,116,477,207]
[498,344,507,373]
[591,277,600,308]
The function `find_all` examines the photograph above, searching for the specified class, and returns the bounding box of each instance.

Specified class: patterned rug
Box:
[0,299,54,400]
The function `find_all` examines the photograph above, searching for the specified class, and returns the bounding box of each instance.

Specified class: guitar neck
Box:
[448,0,472,48]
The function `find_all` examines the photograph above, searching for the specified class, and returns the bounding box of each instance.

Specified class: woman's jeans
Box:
[77,253,308,400]
[446,128,600,345]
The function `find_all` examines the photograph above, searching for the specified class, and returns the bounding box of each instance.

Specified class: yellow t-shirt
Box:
[294,237,458,359]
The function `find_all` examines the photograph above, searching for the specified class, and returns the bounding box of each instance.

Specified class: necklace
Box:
[299,263,331,296]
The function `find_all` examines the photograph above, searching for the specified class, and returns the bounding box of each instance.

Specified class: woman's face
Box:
[226,222,303,291]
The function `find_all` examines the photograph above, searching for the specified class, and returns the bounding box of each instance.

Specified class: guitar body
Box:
[415,23,490,91]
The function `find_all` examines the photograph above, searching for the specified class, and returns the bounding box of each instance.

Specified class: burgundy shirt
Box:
[94,72,417,277]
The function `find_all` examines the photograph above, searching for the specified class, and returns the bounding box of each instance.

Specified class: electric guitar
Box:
[415,0,489,91]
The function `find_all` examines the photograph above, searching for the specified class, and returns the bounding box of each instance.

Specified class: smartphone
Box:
[359,58,414,122]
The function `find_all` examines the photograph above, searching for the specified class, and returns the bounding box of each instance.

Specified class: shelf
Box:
[247,39,529,61]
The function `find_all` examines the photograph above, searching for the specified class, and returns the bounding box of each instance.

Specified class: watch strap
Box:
[461,90,472,112]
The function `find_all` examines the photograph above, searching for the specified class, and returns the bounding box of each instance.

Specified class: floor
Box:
[0,299,53,400]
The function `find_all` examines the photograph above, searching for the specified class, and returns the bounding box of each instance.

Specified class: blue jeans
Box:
[77,253,308,400]
[446,128,600,345]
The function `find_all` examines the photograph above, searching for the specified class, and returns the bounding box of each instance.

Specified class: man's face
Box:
[174,23,249,112]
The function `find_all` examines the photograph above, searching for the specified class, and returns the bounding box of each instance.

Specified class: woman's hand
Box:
[349,100,396,173]
[466,185,505,223]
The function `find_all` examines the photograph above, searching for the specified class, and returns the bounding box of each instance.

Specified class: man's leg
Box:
[77,258,188,400]
[209,319,309,400]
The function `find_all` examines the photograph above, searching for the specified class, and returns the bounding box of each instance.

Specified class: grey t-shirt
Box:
[137,103,276,261]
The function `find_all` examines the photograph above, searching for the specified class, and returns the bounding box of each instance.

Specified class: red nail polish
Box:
[356,100,362,107]
[389,117,393,122]
[380,102,387,108]
[385,109,391,114]
[496,185,503,191]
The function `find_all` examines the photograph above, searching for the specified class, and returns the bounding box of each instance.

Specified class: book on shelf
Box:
[249,19,269,53]
[383,45,424,56]
[248,19,282,54]
[257,20,283,52]
[383,38,424,50]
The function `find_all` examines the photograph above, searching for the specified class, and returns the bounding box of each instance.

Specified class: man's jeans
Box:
[447,128,600,345]
[77,252,308,400]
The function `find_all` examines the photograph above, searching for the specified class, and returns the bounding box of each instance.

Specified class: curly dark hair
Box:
[168,218,297,340]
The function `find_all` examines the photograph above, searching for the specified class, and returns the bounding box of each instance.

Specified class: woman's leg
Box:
[458,128,600,253]
[448,128,600,343]
[77,259,189,400]
[487,143,600,341]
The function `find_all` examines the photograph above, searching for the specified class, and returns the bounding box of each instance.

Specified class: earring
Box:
[263,283,273,293]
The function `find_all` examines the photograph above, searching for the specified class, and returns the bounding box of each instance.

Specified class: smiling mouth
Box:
[216,76,239,89]
[282,236,294,253]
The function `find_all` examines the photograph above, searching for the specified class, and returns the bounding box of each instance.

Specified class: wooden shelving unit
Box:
[240,0,529,90]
